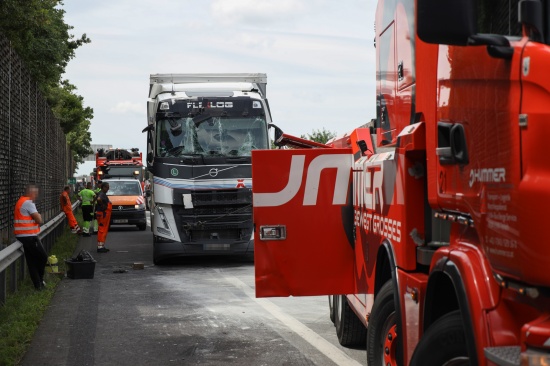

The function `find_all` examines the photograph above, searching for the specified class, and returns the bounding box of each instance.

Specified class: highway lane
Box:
[22,220,366,366]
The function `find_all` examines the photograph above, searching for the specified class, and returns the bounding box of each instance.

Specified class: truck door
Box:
[252,148,357,298]
[434,42,523,276]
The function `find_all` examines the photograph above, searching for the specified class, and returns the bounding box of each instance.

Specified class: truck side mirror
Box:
[268,123,284,143]
[417,0,476,45]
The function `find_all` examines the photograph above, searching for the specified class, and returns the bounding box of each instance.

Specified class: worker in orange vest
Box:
[14,184,47,290]
[95,182,112,252]
[60,186,81,234]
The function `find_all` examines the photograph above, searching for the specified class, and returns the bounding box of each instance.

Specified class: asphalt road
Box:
[22,218,366,366]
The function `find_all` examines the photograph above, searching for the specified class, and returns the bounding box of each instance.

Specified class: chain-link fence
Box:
[0,33,74,246]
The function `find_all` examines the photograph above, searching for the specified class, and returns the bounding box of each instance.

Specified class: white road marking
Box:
[215,269,363,366]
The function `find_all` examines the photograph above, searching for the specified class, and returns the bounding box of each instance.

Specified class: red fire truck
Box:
[252,0,550,365]
[94,148,144,187]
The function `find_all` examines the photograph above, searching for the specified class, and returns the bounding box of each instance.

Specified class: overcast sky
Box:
[64,0,376,176]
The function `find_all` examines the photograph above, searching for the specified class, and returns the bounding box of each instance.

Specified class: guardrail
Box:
[0,201,79,305]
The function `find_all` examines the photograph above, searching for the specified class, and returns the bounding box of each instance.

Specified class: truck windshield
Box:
[156,116,268,158]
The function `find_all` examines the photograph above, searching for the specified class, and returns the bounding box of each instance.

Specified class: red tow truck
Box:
[252,0,550,365]
[94,148,145,188]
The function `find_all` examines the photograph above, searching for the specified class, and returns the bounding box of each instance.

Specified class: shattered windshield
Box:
[156,117,267,157]
[155,97,269,158]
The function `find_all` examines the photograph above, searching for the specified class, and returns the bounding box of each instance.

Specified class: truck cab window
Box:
[478,0,521,36]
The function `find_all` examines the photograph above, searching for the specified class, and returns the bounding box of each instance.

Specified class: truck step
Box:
[484,346,520,366]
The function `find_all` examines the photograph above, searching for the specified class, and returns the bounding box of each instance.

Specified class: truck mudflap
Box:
[252,148,357,298]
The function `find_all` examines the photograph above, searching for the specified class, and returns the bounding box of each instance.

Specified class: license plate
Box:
[203,244,230,251]
[113,219,128,224]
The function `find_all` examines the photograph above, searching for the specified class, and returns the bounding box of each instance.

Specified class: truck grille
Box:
[192,190,251,206]
[113,205,136,211]
[173,189,253,243]
[192,206,252,216]
[190,229,241,241]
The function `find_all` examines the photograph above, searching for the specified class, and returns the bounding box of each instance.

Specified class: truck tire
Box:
[137,223,147,231]
[409,310,469,366]
[334,295,366,347]
[329,295,335,324]
[367,281,401,366]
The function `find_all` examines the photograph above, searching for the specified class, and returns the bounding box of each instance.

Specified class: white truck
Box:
[144,73,272,263]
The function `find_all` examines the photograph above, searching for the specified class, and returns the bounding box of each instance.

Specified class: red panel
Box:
[252,148,356,298]
[397,270,427,365]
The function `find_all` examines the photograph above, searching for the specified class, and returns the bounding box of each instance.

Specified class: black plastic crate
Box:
[65,260,96,279]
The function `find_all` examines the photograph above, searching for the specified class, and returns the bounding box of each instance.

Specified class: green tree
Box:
[300,128,337,145]
[0,0,93,165]
[46,81,93,159]
[0,0,90,89]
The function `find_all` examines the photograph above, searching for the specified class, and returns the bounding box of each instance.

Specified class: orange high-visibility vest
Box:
[14,196,40,236]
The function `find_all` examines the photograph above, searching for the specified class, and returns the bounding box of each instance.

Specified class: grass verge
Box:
[0,213,82,366]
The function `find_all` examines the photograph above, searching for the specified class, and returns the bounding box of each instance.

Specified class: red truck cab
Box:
[252,1,550,365]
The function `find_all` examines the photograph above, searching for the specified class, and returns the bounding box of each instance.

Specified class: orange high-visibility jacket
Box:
[14,196,40,236]
[60,191,71,210]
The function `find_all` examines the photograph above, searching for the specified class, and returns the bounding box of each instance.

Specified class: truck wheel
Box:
[367,281,401,366]
[137,224,146,231]
[334,295,367,347]
[329,295,335,324]
[409,310,469,366]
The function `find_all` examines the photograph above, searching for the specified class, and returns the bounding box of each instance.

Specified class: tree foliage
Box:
[47,81,93,159]
[0,0,93,165]
[300,128,337,145]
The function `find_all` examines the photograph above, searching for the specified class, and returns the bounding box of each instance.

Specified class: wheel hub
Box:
[383,323,397,366]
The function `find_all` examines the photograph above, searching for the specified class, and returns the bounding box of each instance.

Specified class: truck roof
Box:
[149,73,267,100]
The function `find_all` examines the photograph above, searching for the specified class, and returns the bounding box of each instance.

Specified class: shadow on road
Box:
[156,255,254,268]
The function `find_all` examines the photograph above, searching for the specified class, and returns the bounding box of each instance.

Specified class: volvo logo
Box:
[118,206,123,211]
[192,165,237,180]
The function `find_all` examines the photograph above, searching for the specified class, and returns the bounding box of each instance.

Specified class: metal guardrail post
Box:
[0,271,5,306]
[10,261,16,293]
[19,255,25,280]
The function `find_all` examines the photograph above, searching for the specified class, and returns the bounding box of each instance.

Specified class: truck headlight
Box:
[135,203,146,210]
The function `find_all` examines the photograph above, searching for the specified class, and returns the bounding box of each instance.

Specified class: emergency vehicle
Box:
[102,178,147,231]
[94,148,144,188]
[252,1,550,365]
